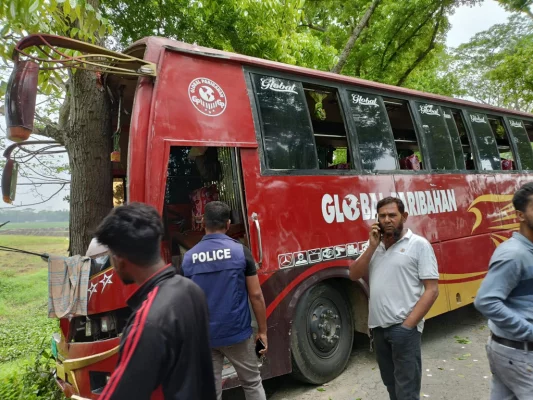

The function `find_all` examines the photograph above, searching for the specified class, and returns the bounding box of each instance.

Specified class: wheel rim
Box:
[307,297,342,357]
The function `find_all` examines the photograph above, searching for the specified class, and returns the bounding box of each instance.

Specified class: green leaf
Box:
[317,387,326,392]
[63,0,71,17]
[98,24,106,38]
[0,80,8,99]
[9,1,17,19]
[29,0,40,14]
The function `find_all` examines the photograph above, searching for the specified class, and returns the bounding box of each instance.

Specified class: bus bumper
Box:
[52,333,120,399]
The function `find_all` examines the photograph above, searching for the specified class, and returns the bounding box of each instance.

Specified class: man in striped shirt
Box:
[475,182,533,400]
[95,203,216,399]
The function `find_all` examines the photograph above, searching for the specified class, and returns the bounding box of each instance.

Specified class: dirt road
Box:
[224,305,492,400]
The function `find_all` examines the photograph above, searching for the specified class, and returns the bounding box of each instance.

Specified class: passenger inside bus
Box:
[487,115,517,170]
[163,146,248,266]
[303,83,352,170]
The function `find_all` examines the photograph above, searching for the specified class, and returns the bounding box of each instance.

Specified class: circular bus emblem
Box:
[188,77,227,117]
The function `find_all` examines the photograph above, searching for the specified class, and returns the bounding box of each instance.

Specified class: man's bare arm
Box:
[349,245,377,281]
[349,222,381,281]
[246,275,268,354]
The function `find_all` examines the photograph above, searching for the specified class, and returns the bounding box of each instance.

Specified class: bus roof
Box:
[131,35,533,120]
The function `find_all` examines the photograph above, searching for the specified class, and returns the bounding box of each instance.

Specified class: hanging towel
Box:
[48,255,91,318]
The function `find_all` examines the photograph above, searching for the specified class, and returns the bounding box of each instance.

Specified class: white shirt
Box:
[367,229,439,332]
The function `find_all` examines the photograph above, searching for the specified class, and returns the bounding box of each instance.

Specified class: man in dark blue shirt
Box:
[182,201,267,400]
[475,182,533,399]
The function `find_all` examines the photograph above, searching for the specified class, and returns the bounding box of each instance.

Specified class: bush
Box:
[0,339,63,400]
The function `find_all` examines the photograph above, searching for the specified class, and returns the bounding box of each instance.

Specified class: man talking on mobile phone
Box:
[349,197,439,400]
[181,201,267,400]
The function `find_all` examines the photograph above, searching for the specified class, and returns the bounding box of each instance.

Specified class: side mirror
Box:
[5,60,39,142]
[2,159,19,204]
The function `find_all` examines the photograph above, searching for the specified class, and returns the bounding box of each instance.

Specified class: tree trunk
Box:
[330,0,382,74]
[65,69,113,255]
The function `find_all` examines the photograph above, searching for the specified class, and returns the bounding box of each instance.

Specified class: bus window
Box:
[467,112,501,171]
[346,91,397,171]
[442,108,466,170]
[251,74,318,170]
[383,97,423,170]
[416,102,456,170]
[488,115,516,170]
[302,83,351,170]
[507,118,533,170]
[451,110,474,170]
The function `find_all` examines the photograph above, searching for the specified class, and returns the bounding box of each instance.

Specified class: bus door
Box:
[140,47,260,254]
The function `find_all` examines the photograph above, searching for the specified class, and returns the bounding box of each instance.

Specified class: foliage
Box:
[0,209,69,223]
[0,0,112,100]
[498,0,533,18]
[102,0,338,69]
[0,340,63,400]
[0,236,67,398]
[451,14,533,112]
[102,0,469,96]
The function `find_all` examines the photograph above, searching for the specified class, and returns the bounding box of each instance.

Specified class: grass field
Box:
[0,236,68,381]
[0,221,69,230]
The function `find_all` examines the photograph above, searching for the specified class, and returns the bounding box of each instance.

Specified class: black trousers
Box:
[373,324,422,400]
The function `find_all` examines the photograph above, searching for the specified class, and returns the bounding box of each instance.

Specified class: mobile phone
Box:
[255,338,266,358]
[375,216,383,239]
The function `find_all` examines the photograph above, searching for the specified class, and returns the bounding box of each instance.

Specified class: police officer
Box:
[182,201,267,400]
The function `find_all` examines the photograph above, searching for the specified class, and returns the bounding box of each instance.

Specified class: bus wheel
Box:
[290,282,354,384]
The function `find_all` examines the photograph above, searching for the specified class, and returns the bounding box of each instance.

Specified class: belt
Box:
[492,334,533,351]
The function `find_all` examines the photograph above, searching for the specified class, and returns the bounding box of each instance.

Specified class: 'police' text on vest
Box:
[192,249,232,263]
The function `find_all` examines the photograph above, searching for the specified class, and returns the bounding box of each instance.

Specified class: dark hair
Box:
[513,182,533,212]
[95,203,163,267]
[376,196,405,214]
[204,201,230,230]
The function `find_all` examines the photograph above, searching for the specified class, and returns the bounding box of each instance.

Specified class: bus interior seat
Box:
[501,159,514,170]
[399,153,421,170]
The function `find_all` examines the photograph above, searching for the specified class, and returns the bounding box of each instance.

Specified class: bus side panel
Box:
[239,148,396,379]
[393,173,502,313]
[425,243,449,319]
[240,149,397,276]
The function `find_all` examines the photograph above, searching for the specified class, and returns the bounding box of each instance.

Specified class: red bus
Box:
[4,34,533,399]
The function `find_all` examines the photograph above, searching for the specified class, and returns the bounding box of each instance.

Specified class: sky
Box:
[0,0,514,212]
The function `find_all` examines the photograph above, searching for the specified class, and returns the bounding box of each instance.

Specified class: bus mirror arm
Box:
[251,212,263,269]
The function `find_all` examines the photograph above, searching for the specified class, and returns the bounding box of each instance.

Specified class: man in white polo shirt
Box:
[349,197,439,400]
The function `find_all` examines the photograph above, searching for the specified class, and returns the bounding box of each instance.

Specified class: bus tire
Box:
[290,282,354,384]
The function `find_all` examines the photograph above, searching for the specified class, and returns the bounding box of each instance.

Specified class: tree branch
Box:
[379,7,419,72]
[299,23,326,32]
[33,117,65,145]
[383,5,438,73]
[331,0,382,74]
[396,5,444,87]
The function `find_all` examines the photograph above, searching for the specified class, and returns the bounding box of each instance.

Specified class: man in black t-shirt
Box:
[94,203,216,400]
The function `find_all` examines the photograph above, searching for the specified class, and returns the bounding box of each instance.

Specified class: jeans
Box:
[211,336,266,400]
[486,337,533,400]
[373,324,422,400]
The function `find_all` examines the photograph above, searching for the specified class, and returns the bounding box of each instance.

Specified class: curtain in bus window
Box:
[416,103,456,170]
[252,74,318,170]
[442,107,466,170]
[507,118,533,170]
[467,112,501,171]
[347,91,397,171]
